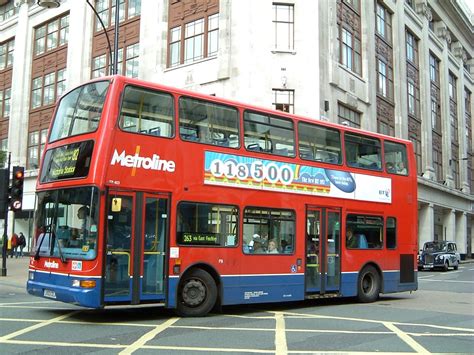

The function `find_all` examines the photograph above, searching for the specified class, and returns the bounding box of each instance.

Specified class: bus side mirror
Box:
[111,198,122,212]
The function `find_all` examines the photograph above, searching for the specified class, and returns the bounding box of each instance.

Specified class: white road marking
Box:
[118,317,179,355]
[419,279,474,284]
[383,322,429,353]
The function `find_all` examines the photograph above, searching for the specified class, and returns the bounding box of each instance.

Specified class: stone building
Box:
[0,0,472,256]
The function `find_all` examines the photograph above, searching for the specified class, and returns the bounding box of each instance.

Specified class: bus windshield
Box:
[49,81,110,142]
[34,187,99,261]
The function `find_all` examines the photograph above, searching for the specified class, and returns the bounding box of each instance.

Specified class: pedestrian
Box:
[10,232,19,258]
[18,232,26,257]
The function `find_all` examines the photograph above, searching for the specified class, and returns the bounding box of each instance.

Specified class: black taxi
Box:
[418,241,460,271]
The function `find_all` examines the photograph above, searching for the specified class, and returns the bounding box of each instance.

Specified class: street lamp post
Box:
[37,0,119,75]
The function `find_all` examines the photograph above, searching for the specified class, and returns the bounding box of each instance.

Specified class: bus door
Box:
[305,207,341,295]
[104,190,169,304]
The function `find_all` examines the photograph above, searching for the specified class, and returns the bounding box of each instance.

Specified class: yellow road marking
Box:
[274,312,288,355]
[119,317,179,354]
[383,322,429,353]
[0,311,79,341]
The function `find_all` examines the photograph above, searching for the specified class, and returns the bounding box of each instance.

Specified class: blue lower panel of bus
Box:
[340,271,418,297]
[168,274,305,308]
[27,270,102,308]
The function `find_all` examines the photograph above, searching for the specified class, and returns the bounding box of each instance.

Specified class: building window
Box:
[343,0,360,11]
[272,89,294,114]
[30,69,67,110]
[377,60,387,97]
[92,54,107,78]
[94,0,140,32]
[0,38,14,71]
[0,1,19,22]
[273,3,294,51]
[92,44,138,78]
[169,27,181,67]
[337,1,362,75]
[27,129,48,170]
[429,53,439,84]
[449,72,458,144]
[0,88,10,119]
[406,31,417,65]
[34,14,69,57]
[376,2,391,42]
[125,43,139,78]
[168,14,218,68]
[338,104,361,128]
[184,18,204,64]
[208,13,219,57]
[407,80,416,116]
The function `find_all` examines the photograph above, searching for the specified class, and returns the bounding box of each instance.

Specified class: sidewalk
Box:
[0,255,30,287]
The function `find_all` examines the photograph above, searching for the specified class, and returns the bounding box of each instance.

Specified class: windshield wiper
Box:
[34,230,50,261]
[54,235,68,263]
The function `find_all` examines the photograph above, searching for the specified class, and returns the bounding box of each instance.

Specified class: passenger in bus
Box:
[397,161,407,174]
[253,240,265,254]
[346,228,358,249]
[267,239,279,254]
[386,162,396,173]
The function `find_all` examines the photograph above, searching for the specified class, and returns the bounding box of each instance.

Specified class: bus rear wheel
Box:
[176,269,217,317]
[357,265,380,303]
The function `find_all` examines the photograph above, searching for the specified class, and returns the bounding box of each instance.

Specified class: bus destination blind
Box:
[40,140,94,182]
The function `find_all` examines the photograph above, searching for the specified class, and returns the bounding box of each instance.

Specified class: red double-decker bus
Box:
[27,75,418,316]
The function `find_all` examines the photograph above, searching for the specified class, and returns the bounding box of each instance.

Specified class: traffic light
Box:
[10,166,24,212]
[0,169,9,215]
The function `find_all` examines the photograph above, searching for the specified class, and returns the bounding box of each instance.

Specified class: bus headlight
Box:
[72,280,80,287]
[29,271,34,280]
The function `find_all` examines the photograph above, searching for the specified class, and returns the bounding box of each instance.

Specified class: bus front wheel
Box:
[177,269,217,317]
[357,265,380,303]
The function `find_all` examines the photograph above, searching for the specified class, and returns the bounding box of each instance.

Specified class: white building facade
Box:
[0,0,473,256]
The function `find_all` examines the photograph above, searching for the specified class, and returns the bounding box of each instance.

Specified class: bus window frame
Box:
[243,110,296,157]
[48,80,110,143]
[178,95,240,149]
[118,84,176,139]
[176,201,240,248]
[344,132,383,171]
[242,206,296,255]
[298,121,343,165]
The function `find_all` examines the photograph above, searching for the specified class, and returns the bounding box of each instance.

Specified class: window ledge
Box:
[165,56,217,72]
[271,50,296,55]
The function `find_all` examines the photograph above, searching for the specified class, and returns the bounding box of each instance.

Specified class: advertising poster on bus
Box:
[204,151,391,203]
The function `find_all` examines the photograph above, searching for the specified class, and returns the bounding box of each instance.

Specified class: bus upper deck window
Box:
[384,141,408,175]
[120,86,175,138]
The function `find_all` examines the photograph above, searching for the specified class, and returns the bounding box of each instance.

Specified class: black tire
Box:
[443,261,449,272]
[357,265,380,303]
[176,269,217,317]
[454,263,459,270]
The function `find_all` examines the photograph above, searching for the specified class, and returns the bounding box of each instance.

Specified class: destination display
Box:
[40,141,94,183]
[178,232,220,246]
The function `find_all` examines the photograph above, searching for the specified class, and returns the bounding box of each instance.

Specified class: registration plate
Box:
[423,265,433,269]
[43,289,56,299]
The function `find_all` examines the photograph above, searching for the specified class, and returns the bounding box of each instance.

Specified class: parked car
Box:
[418,241,460,271]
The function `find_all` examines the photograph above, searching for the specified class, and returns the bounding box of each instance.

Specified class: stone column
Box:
[455,212,467,257]
[442,208,456,241]
[419,203,434,248]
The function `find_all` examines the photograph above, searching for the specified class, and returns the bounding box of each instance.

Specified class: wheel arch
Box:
[179,263,222,304]
[359,261,384,292]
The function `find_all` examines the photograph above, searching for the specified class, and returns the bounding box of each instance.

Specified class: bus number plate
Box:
[43,289,56,299]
